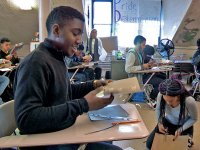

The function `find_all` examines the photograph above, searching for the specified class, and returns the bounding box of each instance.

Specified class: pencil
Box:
[112,119,141,125]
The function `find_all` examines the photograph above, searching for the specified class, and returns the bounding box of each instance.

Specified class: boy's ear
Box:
[52,24,60,37]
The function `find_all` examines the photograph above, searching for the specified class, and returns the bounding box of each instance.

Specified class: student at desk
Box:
[143,45,166,100]
[85,29,107,79]
[125,35,152,84]
[0,37,20,65]
[67,44,95,82]
[13,6,122,150]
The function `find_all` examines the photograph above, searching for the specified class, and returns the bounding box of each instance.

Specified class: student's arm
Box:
[178,96,198,132]
[71,81,94,99]
[125,52,143,73]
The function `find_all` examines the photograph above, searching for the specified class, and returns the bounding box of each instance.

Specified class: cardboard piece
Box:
[151,133,188,150]
[96,77,141,97]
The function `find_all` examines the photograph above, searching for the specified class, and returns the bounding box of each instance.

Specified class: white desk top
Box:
[131,66,173,74]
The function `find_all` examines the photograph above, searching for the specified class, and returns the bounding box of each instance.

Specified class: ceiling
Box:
[0,0,38,44]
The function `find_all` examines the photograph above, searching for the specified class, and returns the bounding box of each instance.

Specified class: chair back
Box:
[0,100,16,137]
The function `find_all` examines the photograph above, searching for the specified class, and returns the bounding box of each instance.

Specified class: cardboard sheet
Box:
[96,77,141,97]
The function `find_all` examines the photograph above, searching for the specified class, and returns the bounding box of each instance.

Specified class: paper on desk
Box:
[0,68,11,71]
[96,77,141,97]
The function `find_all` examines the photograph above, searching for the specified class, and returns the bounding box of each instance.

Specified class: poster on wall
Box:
[114,0,161,23]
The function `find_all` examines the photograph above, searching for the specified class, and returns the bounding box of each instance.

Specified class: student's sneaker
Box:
[188,137,194,148]
[146,99,156,109]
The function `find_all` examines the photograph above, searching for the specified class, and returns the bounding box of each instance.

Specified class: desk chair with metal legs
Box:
[0,100,18,149]
[192,66,200,97]
[0,100,16,138]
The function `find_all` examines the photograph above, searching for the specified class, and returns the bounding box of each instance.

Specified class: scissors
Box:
[85,120,141,135]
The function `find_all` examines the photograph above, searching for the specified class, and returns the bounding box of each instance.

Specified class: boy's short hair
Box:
[46,6,85,35]
[134,35,146,45]
[0,37,10,44]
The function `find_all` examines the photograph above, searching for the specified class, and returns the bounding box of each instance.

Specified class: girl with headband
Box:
[146,79,198,149]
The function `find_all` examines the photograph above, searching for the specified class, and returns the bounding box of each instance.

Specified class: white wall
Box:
[162,0,192,39]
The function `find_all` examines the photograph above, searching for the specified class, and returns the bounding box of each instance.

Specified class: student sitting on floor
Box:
[146,79,198,149]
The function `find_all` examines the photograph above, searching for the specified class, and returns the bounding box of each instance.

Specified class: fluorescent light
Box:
[9,0,37,10]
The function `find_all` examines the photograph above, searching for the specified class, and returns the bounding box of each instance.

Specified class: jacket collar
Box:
[41,38,64,61]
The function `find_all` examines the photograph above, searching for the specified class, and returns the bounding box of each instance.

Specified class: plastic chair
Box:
[0,100,16,138]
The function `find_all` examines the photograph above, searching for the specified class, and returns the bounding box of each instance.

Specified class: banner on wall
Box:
[114,0,161,23]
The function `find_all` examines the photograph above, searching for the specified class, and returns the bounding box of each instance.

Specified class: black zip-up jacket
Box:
[14,39,94,134]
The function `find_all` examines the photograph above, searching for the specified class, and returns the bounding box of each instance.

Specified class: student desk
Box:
[132,66,173,87]
[0,103,149,148]
[0,65,16,76]
[68,62,95,82]
[131,66,173,107]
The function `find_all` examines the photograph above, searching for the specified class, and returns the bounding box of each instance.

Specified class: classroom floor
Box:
[112,95,200,150]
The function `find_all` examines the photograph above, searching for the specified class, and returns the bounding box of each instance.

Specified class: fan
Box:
[157,38,175,60]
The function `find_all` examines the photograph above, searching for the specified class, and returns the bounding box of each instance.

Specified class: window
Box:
[115,22,139,47]
[113,0,161,47]
[140,20,160,46]
[115,20,160,47]
[92,0,112,37]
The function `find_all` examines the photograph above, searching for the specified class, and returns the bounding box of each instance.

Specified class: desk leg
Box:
[143,73,156,109]
[70,68,80,83]
[143,73,155,88]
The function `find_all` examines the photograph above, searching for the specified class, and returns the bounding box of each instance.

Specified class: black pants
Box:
[94,67,102,80]
[146,118,193,149]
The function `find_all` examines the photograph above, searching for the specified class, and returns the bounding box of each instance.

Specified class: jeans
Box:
[0,76,9,103]
[94,67,102,80]
[146,118,193,149]
[0,76,9,95]
[68,72,87,82]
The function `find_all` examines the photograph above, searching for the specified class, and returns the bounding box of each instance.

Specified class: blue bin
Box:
[131,92,146,103]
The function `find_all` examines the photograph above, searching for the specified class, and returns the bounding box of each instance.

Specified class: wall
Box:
[162,0,192,40]
[173,46,196,60]
[0,0,38,44]
[173,0,200,47]
[0,0,88,58]
[51,0,87,42]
